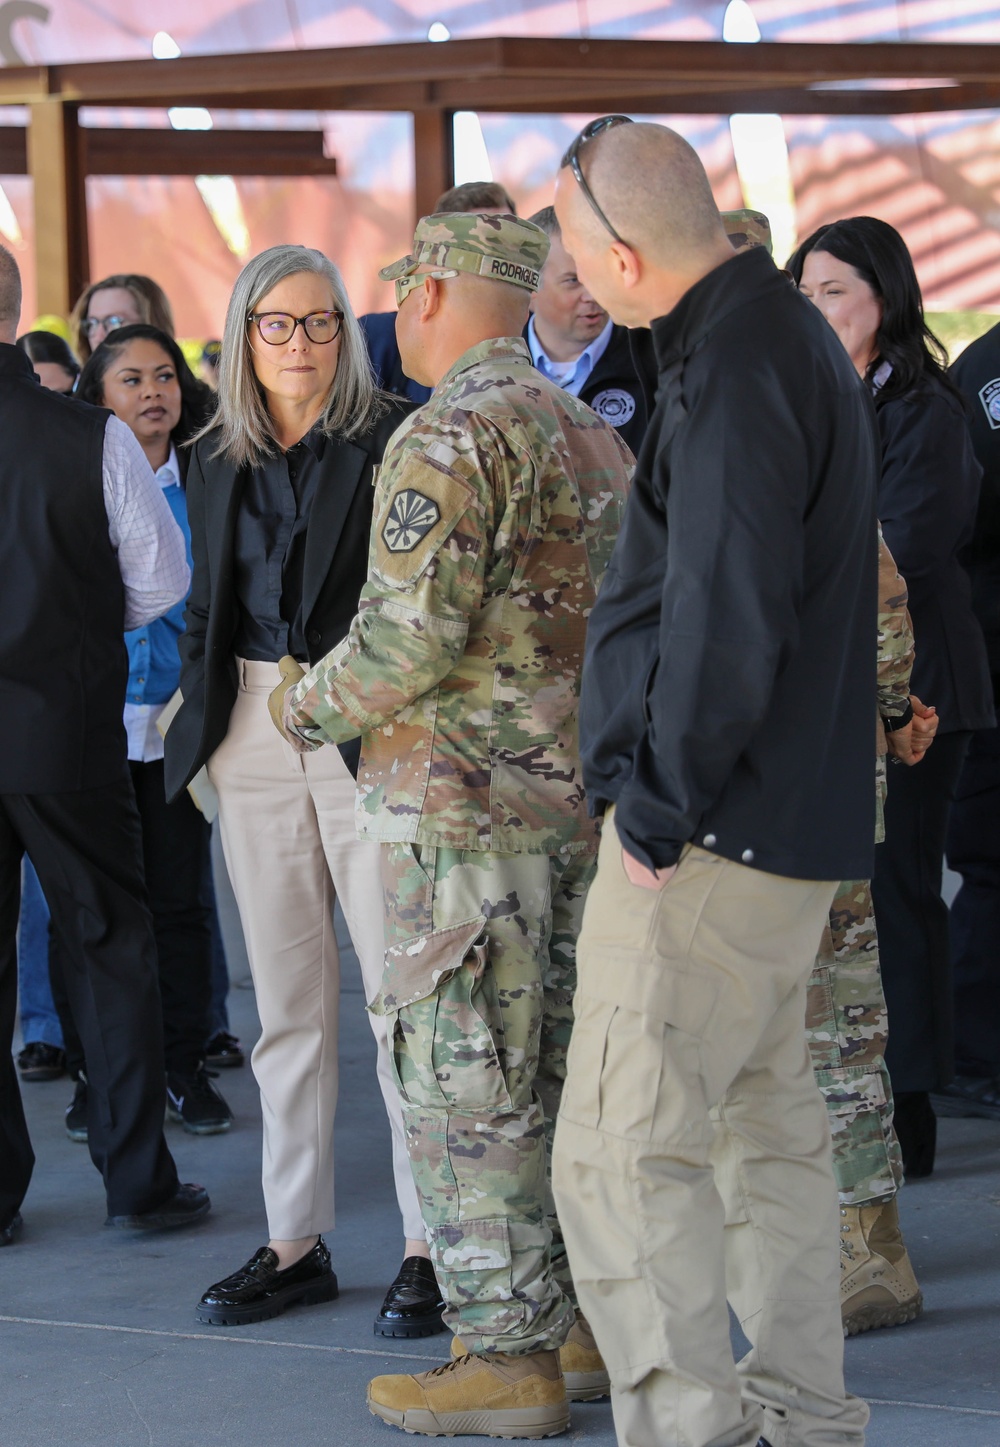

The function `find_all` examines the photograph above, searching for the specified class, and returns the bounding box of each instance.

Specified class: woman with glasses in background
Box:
[164,244,443,1339]
[70,273,175,363]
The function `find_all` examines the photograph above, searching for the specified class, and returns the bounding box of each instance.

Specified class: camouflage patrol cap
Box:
[379,212,550,293]
[721,209,773,256]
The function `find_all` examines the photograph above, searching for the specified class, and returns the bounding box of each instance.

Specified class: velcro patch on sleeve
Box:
[374,454,476,589]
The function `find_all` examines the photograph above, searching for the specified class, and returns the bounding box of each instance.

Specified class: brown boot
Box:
[368,1348,569,1438]
[451,1316,609,1404]
[840,1199,923,1337]
[558,1315,610,1401]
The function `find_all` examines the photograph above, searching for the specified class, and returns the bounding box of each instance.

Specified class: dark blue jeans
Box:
[15,858,62,1049]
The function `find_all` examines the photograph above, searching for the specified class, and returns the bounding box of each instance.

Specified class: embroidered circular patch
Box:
[591,387,636,426]
[382,488,442,553]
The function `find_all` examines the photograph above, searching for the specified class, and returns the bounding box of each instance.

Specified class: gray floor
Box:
[3,915,999,1447]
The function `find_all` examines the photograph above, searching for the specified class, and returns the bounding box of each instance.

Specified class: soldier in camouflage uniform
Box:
[272,212,634,1438]
[813,530,911,1215]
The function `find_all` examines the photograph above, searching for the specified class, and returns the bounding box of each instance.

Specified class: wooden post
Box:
[412,108,453,224]
[27,99,89,319]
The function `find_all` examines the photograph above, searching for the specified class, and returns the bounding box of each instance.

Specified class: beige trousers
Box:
[207,658,423,1242]
[552,813,869,1447]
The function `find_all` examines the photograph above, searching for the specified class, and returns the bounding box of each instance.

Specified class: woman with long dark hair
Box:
[70,326,235,1138]
[791,217,994,1175]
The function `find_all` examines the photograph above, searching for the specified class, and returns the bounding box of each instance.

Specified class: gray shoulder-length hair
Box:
[196,243,385,468]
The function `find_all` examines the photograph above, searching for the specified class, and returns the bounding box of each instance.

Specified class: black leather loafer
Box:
[197,1238,339,1325]
[105,1183,211,1231]
[1,1212,23,1246]
[374,1255,447,1338]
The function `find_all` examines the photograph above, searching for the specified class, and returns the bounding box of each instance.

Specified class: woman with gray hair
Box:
[165,244,443,1336]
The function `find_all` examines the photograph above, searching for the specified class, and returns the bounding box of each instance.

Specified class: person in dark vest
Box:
[526,205,648,454]
[0,243,210,1245]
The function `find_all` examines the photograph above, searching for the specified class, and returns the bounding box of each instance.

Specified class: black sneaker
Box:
[65,1074,88,1143]
[17,1041,67,1081]
[166,1065,233,1135]
[204,1030,245,1069]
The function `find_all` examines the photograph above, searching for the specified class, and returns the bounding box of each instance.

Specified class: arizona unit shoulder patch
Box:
[382,488,441,553]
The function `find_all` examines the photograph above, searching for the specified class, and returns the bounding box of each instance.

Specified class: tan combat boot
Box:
[368,1348,569,1438]
[840,1198,923,1337]
[452,1315,610,1403]
[557,1315,610,1401]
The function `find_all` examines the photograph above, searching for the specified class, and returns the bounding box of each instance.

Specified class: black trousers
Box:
[52,761,214,1078]
[0,774,178,1228]
[872,730,971,1094]
[946,722,1000,1077]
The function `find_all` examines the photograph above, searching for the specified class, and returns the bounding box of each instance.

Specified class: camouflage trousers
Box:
[807,878,905,1205]
[376,842,594,1355]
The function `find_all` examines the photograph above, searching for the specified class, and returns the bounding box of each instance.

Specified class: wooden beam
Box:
[3,38,1000,116]
[85,127,337,176]
[0,126,27,173]
[412,109,453,225]
[27,99,88,317]
[0,126,337,177]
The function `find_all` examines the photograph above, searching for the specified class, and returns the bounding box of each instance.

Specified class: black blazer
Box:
[876,377,994,734]
[164,399,411,800]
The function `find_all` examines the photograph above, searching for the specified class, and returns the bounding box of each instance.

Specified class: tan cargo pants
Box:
[552,812,870,1447]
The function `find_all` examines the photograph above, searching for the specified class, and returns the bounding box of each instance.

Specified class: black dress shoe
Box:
[105,1183,211,1231]
[204,1030,245,1069]
[17,1041,67,1081]
[932,1073,1000,1122]
[0,1212,23,1246]
[197,1238,339,1325]
[374,1255,447,1338]
[65,1074,88,1143]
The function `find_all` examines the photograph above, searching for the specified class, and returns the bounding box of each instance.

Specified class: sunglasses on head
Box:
[561,115,633,245]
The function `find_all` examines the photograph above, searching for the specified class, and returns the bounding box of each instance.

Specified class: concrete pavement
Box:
[3,916,999,1447]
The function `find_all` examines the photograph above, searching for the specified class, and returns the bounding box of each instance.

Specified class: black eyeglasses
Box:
[248,310,343,345]
[561,115,633,245]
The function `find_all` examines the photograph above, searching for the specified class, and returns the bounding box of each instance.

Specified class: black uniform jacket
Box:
[524,321,650,455]
[164,399,411,801]
[581,245,881,882]
[875,375,993,733]
[949,322,1000,688]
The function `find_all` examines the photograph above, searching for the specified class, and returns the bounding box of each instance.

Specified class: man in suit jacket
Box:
[0,243,209,1243]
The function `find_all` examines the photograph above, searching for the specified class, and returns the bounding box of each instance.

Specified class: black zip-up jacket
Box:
[949,321,1000,691]
[580,246,880,882]
[874,375,993,732]
[575,323,650,456]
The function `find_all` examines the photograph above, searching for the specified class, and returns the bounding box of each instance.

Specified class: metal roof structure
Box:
[2,35,1000,315]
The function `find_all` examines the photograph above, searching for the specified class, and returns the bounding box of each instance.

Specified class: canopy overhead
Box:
[2,35,1000,319]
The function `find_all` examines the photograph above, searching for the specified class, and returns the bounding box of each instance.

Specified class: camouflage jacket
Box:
[875,526,914,841]
[286,336,634,854]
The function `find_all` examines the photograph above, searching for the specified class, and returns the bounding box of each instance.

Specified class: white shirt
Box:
[103,418,190,630]
[121,445,185,763]
[526,316,614,398]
